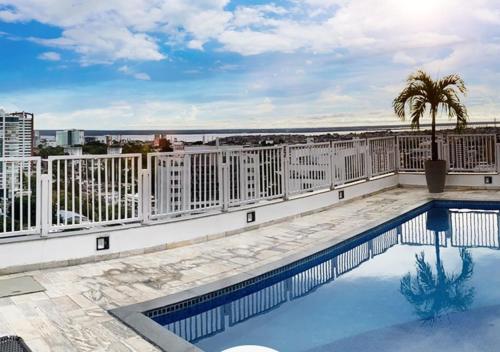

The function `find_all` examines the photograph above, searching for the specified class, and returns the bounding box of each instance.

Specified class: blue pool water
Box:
[153,201,500,352]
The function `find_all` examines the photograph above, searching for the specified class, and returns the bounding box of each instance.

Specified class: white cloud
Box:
[118,65,150,80]
[0,0,499,67]
[132,72,151,81]
[37,51,60,61]
[318,87,355,105]
[0,0,229,64]
[34,24,165,65]
[392,52,416,66]
[474,8,500,24]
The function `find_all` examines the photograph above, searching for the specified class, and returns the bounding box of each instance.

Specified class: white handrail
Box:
[1,133,499,238]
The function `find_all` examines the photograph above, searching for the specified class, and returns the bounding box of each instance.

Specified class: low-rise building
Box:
[56,129,85,146]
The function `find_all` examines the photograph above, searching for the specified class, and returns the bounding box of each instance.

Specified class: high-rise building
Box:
[0,111,34,158]
[33,130,41,147]
[56,129,85,146]
[0,111,34,189]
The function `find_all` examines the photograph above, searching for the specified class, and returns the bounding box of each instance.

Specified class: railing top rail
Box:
[47,153,142,161]
[148,150,223,157]
[366,136,396,142]
[332,139,366,145]
[227,145,284,152]
[287,142,331,148]
[149,145,284,158]
[450,209,500,215]
[397,133,497,139]
[0,156,41,162]
[446,133,497,138]
[397,135,432,138]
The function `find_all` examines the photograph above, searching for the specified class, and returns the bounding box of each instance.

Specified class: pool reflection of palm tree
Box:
[400,209,475,322]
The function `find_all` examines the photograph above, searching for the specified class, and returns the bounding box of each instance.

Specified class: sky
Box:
[0,0,500,130]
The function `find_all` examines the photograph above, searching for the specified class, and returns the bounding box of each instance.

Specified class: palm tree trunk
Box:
[434,231,446,289]
[434,231,441,268]
[431,108,438,161]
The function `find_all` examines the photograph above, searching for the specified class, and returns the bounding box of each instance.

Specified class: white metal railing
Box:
[332,139,367,185]
[450,210,499,248]
[286,143,331,196]
[397,135,447,171]
[0,157,41,237]
[149,150,222,219]
[368,137,396,177]
[397,135,432,171]
[447,134,496,172]
[47,154,142,231]
[400,212,447,246]
[225,146,284,207]
[3,133,500,239]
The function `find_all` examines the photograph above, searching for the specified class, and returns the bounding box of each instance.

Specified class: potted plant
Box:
[393,70,468,193]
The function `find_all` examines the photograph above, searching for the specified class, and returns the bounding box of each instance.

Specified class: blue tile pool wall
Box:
[146,201,435,323]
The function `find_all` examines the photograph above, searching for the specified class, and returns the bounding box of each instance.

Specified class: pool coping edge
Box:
[110,196,493,351]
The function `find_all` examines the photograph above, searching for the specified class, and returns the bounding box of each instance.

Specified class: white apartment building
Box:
[0,111,33,158]
[56,129,85,146]
[0,111,34,189]
[155,146,278,215]
[107,146,123,155]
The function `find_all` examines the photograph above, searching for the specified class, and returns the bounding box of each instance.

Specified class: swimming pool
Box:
[113,200,500,351]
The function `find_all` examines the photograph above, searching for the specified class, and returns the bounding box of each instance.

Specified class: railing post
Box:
[440,137,450,171]
[330,142,335,190]
[496,143,500,173]
[40,174,50,237]
[366,139,372,179]
[140,168,151,223]
[221,152,229,212]
[395,136,400,172]
[283,145,290,200]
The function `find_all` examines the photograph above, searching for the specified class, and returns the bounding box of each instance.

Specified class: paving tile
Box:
[0,188,498,351]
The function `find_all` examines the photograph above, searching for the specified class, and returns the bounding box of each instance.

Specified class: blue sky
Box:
[0,0,500,129]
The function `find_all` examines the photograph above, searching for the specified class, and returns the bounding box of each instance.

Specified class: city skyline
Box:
[1,0,500,129]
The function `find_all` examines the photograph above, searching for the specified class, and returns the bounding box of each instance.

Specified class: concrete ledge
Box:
[0,174,398,274]
[4,171,499,274]
[399,172,500,190]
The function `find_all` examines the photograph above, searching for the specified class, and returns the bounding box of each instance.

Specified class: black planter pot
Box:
[426,207,450,232]
[424,160,447,193]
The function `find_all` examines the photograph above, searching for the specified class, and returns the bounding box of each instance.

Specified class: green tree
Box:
[122,141,153,168]
[36,146,65,158]
[393,70,468,161]
[82,141,107,155]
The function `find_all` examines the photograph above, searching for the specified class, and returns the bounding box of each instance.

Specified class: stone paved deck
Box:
[0,187,499,352]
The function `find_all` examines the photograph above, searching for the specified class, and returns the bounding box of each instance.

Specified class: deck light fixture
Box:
[96,236,110,251]
[247,211,256,223]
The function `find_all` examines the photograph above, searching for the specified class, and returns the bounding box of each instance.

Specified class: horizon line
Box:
[36,120,500,135]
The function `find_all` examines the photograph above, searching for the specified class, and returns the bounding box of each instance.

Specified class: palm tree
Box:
[393,70,468,161]
[400,245,474,322]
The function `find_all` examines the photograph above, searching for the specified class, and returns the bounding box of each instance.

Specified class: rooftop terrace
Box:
[1,188,499,351]
[1,133,500,351]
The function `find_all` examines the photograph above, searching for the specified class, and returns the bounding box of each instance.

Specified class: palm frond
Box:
[393,84,427,121]
[410,96,427,129]
[393,70,469,133]
[438,74,467,95]
[441,89,468,130]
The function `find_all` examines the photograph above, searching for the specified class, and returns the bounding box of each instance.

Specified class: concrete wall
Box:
[4,172,499,273]
[399,172,500,189]
[0,174,398,273]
